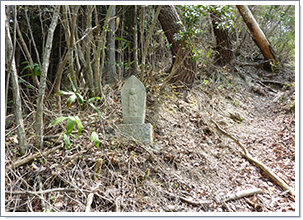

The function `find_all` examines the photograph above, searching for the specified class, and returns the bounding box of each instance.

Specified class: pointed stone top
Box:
[121,75,146,124]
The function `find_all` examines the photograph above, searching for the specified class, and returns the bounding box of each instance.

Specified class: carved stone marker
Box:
[117,75,153,145]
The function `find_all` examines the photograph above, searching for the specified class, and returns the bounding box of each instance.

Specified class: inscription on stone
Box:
[121,75,146,124]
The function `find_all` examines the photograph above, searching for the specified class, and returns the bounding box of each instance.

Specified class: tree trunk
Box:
[133,6,138,73]
[86,5,95,97]
[16,18,40,88]
[5,13,28,155]
[210,10,233,66]
[54,5,78,114]
[123,6,138,77]
[140,6,162,82]
[35,5,60,149]
[106,5,117,85]
[158,5,196,86]
[236,5,278,70]
[96,5,114,97]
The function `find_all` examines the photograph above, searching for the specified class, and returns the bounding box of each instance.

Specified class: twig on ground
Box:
[10,143,64,169]
[219,188,263,203]
[5,187,90,196]
[163,191,212,206]
[85,183,101,212]
[85,193,95,212]
[8,143,64,169]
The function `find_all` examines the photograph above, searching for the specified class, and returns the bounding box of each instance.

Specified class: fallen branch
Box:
[261,80,286,86]
[179,196,212,206]
[85,193,95,212]
[8,143,64,169]
[85,183,101,212]
[219,188,263,203]
[257,80,277,93]
[163,191,212,206]
[5,187,89,196]
[211,119,295,196]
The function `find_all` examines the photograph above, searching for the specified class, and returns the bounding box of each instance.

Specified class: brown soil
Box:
[5,66,295,213]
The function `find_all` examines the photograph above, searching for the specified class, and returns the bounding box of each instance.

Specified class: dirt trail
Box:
[151,76,295,212]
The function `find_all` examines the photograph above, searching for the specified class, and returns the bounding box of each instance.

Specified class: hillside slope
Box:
[5,66,295,213]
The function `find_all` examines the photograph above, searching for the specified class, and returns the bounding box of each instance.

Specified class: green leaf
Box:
[70,134,77,139]
[69,77,77,92]
[21,63,38,74]
[66,116,76,135]
[74,116,83,136]
[63,133,71,149]
[87,97,101,102]
[18,78,26,84]
[76,93,84,105]
[49,116,68,127]
[91,130,100,148]
[89,102,99,113]
[115,37,128,41]
[66,94,77,109]
[33,66,41,76]
[121,41,129,50]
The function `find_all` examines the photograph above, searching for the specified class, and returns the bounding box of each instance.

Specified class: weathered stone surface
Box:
[121,75,146,124]
[117,75,154,146]
[117,123,153,145]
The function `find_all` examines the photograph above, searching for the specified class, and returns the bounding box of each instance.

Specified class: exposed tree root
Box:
[211,119,295,197]
[8,143,64,169]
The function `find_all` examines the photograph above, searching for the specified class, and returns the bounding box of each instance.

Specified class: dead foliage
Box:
[5,65,295,213]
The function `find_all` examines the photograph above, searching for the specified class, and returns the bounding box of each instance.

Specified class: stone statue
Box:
[117,75,153,146]
[121,75,146,124]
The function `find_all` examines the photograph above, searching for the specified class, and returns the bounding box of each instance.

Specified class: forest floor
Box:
[5,64,296,214]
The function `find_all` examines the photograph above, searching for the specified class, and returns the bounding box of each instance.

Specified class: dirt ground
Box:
[5,65,296,213]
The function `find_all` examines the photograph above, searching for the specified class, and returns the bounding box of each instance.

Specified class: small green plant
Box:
[56,77,101,111]
[13,149,21,156]
[232,99,239,106]
[56,77,84,109]
[203,79,209,85]
[49,116,83,149]
[282,82,295,91]
[52,78,103,149]
[91,129,100,148]
[21,61,42,77]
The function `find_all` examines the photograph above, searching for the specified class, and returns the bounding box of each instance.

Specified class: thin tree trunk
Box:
[54,5,78,114]
[140,6,145,71]
[68,5,79,89]
[93,6,101,96]
[117,6,125,78]
[106,5,117,85]
[99,6,114,97]
[36,5,60,149]
[86,5,95,97]
[133,5,138,73]
[236,5,278,70]
[140,6,162,82]
[23,9,41,87]
[62,5,79,90]
[95,5,114,96]
[5,13,27,155]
